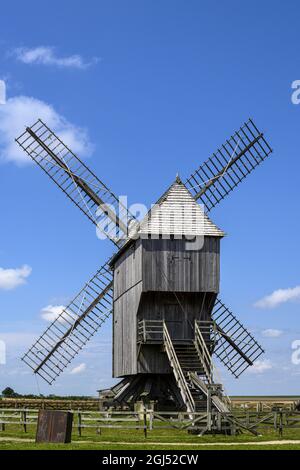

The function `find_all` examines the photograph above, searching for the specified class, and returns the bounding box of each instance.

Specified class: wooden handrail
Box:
[163,322,195,414]
[194,321,214,383]
[138,320,164,343]
[194,321,231,408]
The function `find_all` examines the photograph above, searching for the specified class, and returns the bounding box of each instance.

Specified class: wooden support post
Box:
[279,411,283,437]
[217,412,222,432]
[96,419,102,435]
[274,411,277,431]
[207,388,212,432]
[231,420,237,436]
[149,410,153,431]
[78,410,82,437]
[1,411,5,431]
[23,410,27,433]
[143,407,147,438]
[246,410,250,428]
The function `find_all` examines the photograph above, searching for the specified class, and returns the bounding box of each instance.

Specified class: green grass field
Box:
[1,424,300,450]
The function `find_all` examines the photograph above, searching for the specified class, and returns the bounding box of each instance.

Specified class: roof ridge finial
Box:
[175,173,182,184]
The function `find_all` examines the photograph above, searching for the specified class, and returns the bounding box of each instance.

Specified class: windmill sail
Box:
[16,120,137,247]
[22,263,113,385]
[212,299,264,378]
[185,119,273,211]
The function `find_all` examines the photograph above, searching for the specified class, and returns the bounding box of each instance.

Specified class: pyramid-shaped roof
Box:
[136,177,225,238]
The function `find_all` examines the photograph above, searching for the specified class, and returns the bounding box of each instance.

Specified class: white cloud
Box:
[0,95,93,165]
[0,265,31,290]
[40,305,66,323]
[248,359,272,374]
[254,285,300,309]
[70,363,86,375]
[262,329,283,338]
[41,304,79,325]
[13,46,99,70]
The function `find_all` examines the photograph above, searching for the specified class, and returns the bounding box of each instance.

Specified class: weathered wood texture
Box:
[112,236,220,378]
[142,237,220,293]
[113,282,142,377]
[137,292,216,374]
[113,240,143,377]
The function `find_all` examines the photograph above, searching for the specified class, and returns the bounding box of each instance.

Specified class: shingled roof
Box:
[137,176,225,237]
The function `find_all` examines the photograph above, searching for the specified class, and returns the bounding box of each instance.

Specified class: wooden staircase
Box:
[174,344,206,375]
[163,323,230,413]
[174,343,210,412]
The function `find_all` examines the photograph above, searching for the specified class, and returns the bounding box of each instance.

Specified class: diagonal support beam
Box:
[215,324,253,366]
[22,263,114,384]
[193,134,262,201]
[185,118,273,211]
[33,281,113,375]
[26,127,128,236]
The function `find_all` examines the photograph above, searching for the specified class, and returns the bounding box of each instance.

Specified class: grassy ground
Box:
[1,442,300,450]
[1,424,300,450]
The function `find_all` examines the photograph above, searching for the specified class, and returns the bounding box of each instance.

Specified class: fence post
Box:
[279,411,283,437]
[0,411,5,431]
[143,407,147,438]
[96,412,101,435]
[149,410,153,431]
[78,410,82,437]
[246,411,250,428]
[274,411,277,431]
[232,419,237,436]
[23,410,27,433]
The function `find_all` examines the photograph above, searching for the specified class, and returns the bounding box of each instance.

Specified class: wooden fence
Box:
[0,398,102,410]
[1,409,300,437]
[0,409,148,437]
[1,397,299,412]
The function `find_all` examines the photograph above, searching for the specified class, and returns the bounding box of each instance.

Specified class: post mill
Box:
[16,118,272,421]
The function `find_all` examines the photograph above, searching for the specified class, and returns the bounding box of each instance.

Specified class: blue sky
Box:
[0,0,300,396]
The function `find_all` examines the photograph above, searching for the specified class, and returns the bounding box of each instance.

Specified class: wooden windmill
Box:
[16,118,272,414]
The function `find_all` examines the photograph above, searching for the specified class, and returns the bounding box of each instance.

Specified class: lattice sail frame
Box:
[185,119,273,212]
[22,264,113,385]
[211,299,264,378]
[16,119,137,247]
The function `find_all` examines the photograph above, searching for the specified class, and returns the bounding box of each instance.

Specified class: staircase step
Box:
[176,355,200,358]
[175,352,199,356]
[181,362,203,366]
[178,362,201,365]
[174,342,208,381]
[175,347,198,350]
[182,367,204,370]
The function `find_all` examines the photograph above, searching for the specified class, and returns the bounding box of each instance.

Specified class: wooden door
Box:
[163,304,184,340]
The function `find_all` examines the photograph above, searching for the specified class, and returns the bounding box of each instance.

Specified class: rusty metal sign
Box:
[36,410,73,443]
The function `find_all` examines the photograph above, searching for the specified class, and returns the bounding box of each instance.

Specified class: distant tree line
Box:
[1,387,94,400]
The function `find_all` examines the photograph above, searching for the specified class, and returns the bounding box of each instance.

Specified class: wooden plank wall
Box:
[113,240,143,377]
[142,237,220,293]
